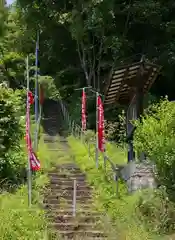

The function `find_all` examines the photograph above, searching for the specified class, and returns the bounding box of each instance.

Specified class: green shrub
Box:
[0,186,48,240]
[0,136,61,240]
[134,98,175,198]
[83,129,95,143]
[136,188,175,234]
[0,86,26,184]
[39,75,60,101]
[68,136,163,240]
[104,110,126,144]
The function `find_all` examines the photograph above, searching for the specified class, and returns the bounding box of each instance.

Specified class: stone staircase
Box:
[41,100,107,239]
[44,164,107,239]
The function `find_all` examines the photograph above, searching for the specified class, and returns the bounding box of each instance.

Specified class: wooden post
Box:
[136,58,145,118]
[136,57,147,161]
[73,179,77,217]
[127,56,145,163]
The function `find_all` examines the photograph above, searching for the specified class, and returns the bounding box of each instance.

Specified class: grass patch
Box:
[105,141,127,165]
[0,134,63,240]
[68,136,167,240]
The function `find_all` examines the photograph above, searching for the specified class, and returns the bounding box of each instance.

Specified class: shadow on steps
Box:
[41,99,64,137]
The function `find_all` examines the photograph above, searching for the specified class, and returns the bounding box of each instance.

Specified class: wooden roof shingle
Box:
[104,61,161,106]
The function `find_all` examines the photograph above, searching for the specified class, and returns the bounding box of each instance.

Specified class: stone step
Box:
[44,198,93,205]
[45,185,91,191]
[48,178,87,183]
[49,174,86,179]
[55,230,106,238]
[48,189,91,195]
[48,173,86,178]
[49,177,87,181]
[44,193,93,204]
[45,191,93,197]
[50,222,100,231]
[43,199,93,209]
[56,166,82,170]
[44,208,99,216]
[48,182,88,188]
[47,215,101,223]
[46,209,101,216]
[56,165,81,170]
[49,173,86,178]
[44,198,91,207]
[49,178,86,182]
[49,179,88,185]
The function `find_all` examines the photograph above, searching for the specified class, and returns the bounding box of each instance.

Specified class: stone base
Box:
[117,161,157,193]
[126,162,157,193]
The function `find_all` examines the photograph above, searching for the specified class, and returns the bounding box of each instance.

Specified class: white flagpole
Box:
[26,55,32,206]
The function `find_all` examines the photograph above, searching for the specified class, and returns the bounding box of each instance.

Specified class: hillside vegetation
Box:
[68,136,170,239]
[0,0,175,239]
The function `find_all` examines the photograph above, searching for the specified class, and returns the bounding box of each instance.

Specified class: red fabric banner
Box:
[25,89,40,171]
[39,85,44,105]
[28,91,34,105]
[81,88,86,131]
[29,150,41,171]
[24,133,32,150]
[98,96,105,152]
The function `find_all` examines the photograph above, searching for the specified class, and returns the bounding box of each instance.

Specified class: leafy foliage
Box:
[134,99,175,198]
[0,1,7,38]
[0,86,26,184]
[69,136,163,239]
[136,188,175,235]
[105,109,126,144]
[0,136,63,240]
[38,75,60,101]
[16,0,175,100]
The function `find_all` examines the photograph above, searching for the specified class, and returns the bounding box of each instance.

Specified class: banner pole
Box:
[81,87,85,142]
[95,91,99,168]
[34,31,39,152]
[26,56,32,206]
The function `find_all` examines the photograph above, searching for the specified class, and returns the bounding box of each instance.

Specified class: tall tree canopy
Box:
[1,0,175,104]
[15,0,175,99]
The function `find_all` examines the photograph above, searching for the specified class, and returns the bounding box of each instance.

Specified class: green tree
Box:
[0,0,7,38]
[0,86,26,184]
[17,0,175,100]
[134,99,175,199]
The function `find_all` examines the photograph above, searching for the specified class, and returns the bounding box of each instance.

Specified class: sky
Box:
[6,0,14,5]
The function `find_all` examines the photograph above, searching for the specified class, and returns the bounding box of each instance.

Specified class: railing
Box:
[59,99,81,137]
[58,98,120,196]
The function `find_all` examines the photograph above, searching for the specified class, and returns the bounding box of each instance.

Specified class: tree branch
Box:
[96,33,104,91]
[86,35,96,87]
[76,40,90,85]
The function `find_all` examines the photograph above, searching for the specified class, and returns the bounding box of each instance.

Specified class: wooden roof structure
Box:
[104,60,161,106]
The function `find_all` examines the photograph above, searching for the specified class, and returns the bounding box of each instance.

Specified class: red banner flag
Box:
[25,89,41,171]
[24,133,32,150]
[98,96,105,152]
[29,150,41,171]
[39,84,44,105]
[81,88,86,131]
[28,91,34,105]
